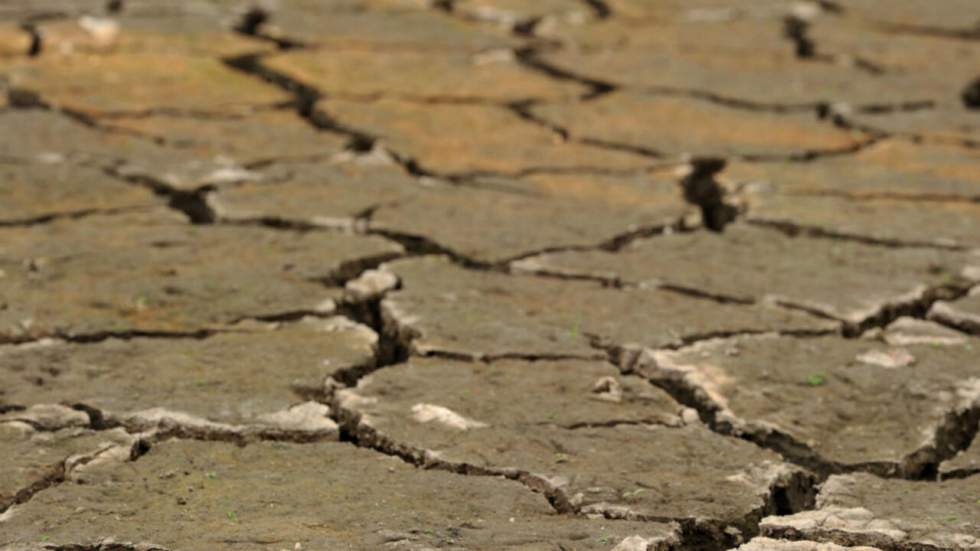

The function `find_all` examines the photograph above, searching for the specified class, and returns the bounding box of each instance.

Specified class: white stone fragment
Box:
[855,348,915,369]
[410,403,488,430]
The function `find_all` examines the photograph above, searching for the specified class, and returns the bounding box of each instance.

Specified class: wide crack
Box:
[328,385,815,551]
[597,334,980,483]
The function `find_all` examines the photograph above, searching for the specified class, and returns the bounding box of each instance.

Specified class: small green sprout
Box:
[805,373,827,386]
[205,471,217,480]
[227,510,238,521]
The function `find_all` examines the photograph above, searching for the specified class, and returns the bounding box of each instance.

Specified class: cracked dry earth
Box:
[2,2,980,551]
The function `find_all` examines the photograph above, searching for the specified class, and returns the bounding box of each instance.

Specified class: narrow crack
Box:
[656,283,756,306]
[505,99,570,141]
[873,21,980,42]
[40,543,170,551]
[553,417,679,431]
[102,165,216,224]
[784,188,980,204]
[736,134,885,164]
[852,100,936,115]
[420,349,604,363]
[4,87,169,146]
[509,97,883,171]
[511,260,763,308]
[782,14,886,76]
[232,6,305,51]
[330,401,572,515]
[366,228,496,271]
[92,106,278,121]
[0,418,149,515]
[221,52,509,191]
[641,86,819,114]
[0,205,154,228]
[665,328,836,351]
[513,47,617,100]
[825,108,980,153]
[0,328,219,347]
[746,218,968,251]
[0,398,344,518]
[640,87,932,118]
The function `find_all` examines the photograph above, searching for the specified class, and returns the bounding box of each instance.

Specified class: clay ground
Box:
[1,1,979,550]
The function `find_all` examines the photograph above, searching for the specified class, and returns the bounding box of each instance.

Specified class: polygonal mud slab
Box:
[96,109,347,165]
[599,0,805,21]
[809,15,980,82]
[207,160,420,229]
[0,110,159,162]
[728,140,980,249]
[539,15,869,105]
[336,357,812,546]
[0,438,680,550]
[729,141,980,247]
[211,162,691,261]
[34,17,272,58]
[514,224,980,327]
[0,0,106,18]
[0,23,29,57]
[0,317,375,433]
[0,209,402,341]
[876,316,972,347]
[370,174,691,264]
[744,193,980,250]
[544,7,976,108]
[847,107,980,148]
[5,52,289,114]
[453,0,593,27]
[381,256,833,360]
[762,473,980,550]
[265,3,516,51]
[531,93,866,160]
[840,0,980,29]
[727,141,980,198]
[733,538,882,551]
[0,109,269,191]
[316,98,651,175]
[266,46,585,101]
[836,51,980,144]
[648,331,980,477]
[0,421,138,513]
[339,356,690,433]
[930,287,980,335]
[0,161,156,222]
[808,17,979,130]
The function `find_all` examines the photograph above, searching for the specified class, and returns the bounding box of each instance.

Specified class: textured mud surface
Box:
[1,1,978,550]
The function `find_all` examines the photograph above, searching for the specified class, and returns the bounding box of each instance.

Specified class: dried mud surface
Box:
[1,1,978,550]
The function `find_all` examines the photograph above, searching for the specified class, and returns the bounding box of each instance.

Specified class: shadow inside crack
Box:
[681,157,739,232]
